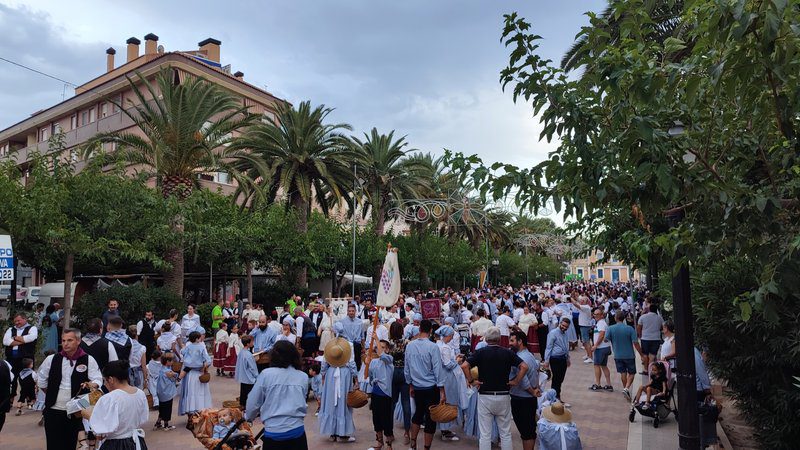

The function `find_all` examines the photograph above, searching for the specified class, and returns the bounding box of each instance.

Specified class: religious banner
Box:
[361,289,376,304]
[420,298,440,321]
[328,299,349,322]
[478,269,487,288]
[376,248,401,308]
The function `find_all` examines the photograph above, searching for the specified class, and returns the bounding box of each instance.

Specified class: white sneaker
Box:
[583,357,592,364]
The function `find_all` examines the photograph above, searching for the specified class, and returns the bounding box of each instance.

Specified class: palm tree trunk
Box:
[62,252,74,328]
[163,213,185,297]
[293,195,308,287]
[246,261,253,304]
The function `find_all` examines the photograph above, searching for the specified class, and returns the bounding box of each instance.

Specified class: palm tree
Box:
[233,101,352,286]
[87,67,262,296]
[350,129,431,236]
[561,1,687,73]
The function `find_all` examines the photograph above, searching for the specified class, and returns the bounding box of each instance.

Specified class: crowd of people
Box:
[0,280,720,450]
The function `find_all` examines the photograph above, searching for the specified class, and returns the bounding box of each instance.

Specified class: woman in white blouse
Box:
[659,320,676,371]
[276,317,297,345]
[518,305,539,335]
[86,360,149,449]
[180,305,201,341]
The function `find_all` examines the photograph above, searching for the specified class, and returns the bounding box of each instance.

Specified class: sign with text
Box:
[0,235,13,281]
[360,289,376,304]
[420,298,441,321]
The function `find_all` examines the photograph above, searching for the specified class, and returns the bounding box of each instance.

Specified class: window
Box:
[81,111,89,126]
[70,149,78,163]
[52,122,62,135]
[71,115,78,130]
[111,94,123,113]
[597,268,604,279]
[0,143,9,157]
[89,107,97,123]
[577,268,584,278]
[100,103,109,118]
[38,126,50,142]
[611,269,620,282]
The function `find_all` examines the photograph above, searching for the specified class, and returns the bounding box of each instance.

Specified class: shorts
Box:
[579,326,591,342]
[614,358,636,374]
[593,346,612,366]
[641,340,661,356]
[411,386,440,432]
[510,395,538,440]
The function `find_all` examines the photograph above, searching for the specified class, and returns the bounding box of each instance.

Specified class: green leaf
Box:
[738,301,752,322]
[755,196,768,212]
[663,37,687,54]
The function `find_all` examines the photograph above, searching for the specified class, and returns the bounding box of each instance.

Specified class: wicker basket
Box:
[346,389,369,408]
[198,371,211,383]
[172,361,183,373]
[88,389,103,406]
[222,400,242,410]
[144,389,154,409]
[255,352,271,366]
[429,403,458,423]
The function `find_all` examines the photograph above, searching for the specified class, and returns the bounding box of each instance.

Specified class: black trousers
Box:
[550,357,568,400]
[0,412,5,433]
[510,395,538,441]
[262,433,308,450]
[411,387,440,433]
[8,357,23,396]
[353,342,362,371]
[371,394,394,436]
[239,383,254,410]
[158,399,173,422]
[44,408,82,450]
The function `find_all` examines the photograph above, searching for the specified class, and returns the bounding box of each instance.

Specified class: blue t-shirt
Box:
[605,323,638,360]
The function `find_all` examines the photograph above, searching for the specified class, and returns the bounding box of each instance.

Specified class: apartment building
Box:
[0,33,285,194]
[567,250,640,283]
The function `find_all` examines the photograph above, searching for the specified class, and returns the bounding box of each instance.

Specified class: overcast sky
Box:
[0,0,604,219]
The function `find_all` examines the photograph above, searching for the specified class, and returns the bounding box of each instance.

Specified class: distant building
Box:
[566,250,640,283]
[0,34,285,195]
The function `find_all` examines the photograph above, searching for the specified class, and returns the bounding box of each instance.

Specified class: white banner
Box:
[0,235,13,281]
[376,249,401,308]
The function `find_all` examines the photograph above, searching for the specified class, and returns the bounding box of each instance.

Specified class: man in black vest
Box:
[80,318,117,371]
[136,310,157,362]
[2,313,38,396]
[37,328,102,450]
[0,359,12,432]
[104,316,132,362]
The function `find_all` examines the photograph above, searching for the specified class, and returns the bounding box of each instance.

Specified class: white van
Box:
[24,286,41,306]
[37,282,77,307]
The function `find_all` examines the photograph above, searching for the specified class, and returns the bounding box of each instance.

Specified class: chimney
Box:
[126,37,141,63]
[106,47,116,72]
[144,33,159,55]
[233,71,244,80]
[198,37,221,63]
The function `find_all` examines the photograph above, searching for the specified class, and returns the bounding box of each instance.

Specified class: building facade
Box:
[566,250,640,283]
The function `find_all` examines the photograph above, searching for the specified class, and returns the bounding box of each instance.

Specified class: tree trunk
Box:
[246,261,253,304]
[163,213,185,298]
[62,253,74,328]
[293,196,308,287]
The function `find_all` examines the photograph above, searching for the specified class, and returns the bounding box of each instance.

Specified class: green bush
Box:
[194,301,215,329]
[693,259,800,449]
[73,286,185,329]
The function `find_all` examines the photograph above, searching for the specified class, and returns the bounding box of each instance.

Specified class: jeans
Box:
[391,367,411,431]
[478,394,514,450]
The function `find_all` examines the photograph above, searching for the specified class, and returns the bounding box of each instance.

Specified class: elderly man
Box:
[250,315,278,371]
[340,303,365,370]
[462,327,528,450]
[470,309,493,350]
[293,306,317,357]
[509,330,541,450]
[38,329,102,450]
[3,312,38,397]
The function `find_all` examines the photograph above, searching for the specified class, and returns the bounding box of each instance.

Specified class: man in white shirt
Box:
[570,295,594,364]
[3,313,38,397]
[38,328,102,450]
[470,309,493,341]
[495,307,516,348]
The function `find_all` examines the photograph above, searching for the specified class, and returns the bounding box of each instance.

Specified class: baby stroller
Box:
[190,406,264,450]
[628,361,677,428]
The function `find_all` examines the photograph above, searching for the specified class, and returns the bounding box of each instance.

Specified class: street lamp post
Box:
[667,120,700,450]
[491,259,499,286]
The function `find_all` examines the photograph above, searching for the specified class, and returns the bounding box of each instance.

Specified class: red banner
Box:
[420,298,441,321]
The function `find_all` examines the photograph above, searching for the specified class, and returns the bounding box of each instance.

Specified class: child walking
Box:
[308,363,322,416]
[366,339,394,450]
[15,358,36,415]
[234,335,258,409]
[155,352,178,431]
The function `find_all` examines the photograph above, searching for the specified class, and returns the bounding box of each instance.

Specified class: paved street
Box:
[0,347,679,449]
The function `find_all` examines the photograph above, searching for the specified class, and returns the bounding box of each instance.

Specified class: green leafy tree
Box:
[87,67,263,296]
[233,101,352,286]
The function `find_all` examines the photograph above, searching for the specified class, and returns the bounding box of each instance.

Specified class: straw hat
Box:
[324,337,352,367]
[542,401,573,423]
[470,366,479,381]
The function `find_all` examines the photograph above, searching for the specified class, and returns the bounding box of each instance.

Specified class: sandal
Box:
[590,384,601,391]
[368,433,384,450]
[603,385,614,391]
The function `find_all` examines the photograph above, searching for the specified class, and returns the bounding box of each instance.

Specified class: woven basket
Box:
[429,403,458,423]
[88,389,103,406]
[172,361,183,373]
[199,371,211,383]
[255,352,271,365]
[144,389,154,409]
[222,400,242,410]
[346,389,369,408]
